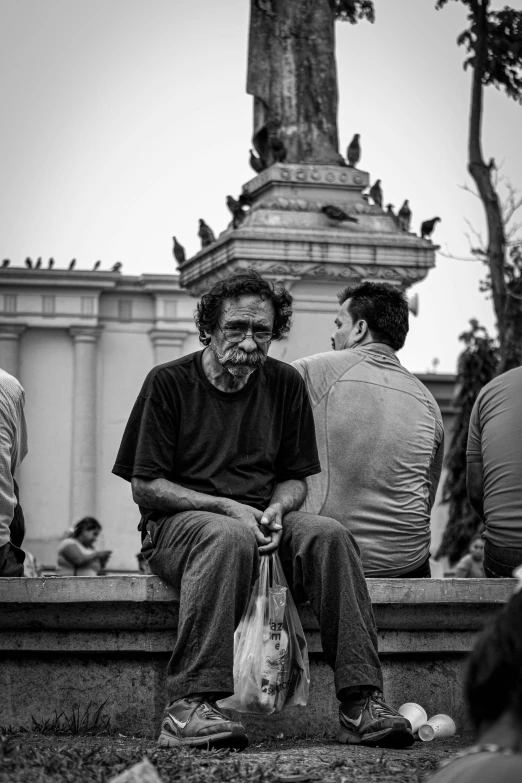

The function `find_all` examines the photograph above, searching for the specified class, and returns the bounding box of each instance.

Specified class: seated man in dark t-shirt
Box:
[113,270,413,751]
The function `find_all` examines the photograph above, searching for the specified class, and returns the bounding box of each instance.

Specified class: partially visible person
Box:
[57,517,112,576]
[292,282,444,578]
[454,536,485,578]
[467,367,522,578]
[0,367,28,577]
[427,585,522,782]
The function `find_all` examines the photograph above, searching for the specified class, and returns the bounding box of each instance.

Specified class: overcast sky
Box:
[1,0,521,372]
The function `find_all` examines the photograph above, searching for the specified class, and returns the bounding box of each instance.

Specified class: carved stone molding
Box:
[250,197,384,218]
[148,329,191,348]
[69,326,104,344]
[0,323,27,340]
[244,164,370,194]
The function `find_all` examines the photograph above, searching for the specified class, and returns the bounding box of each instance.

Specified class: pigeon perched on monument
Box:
[68,259,76,270]
[226,195,247,228]
[111,262,122,272]
[321,205,359,223]
[369,180,383,208]
[198,219,216,248]
[346,134,361,167]
[35,258,42,269]
[1,259,9,268]
[48,258,54,269]
[25,257,33,269]
[249,148,265,174]
[93,260,101,271]
[172,237,186,265]
[420,217,441,239]
[397,200,412,232]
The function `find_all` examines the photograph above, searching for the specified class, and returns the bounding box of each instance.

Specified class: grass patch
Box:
[0,734,455,783]
[0,702,112,738]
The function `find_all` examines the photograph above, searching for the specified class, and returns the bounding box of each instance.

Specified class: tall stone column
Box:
[69,327,103,522]
[148,329,190,366]
[0,324,27,379]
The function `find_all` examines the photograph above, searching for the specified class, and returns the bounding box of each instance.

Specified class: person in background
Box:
[0,367,28,578]
[292,282,444,578]
[428,585,522,782]
[57,517,112,576]
[454,536,485,578]
[467,366,522,578]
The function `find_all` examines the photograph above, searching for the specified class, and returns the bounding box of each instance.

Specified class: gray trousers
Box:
[145,510,382,703]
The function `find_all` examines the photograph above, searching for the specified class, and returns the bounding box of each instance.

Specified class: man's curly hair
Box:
[195,269,293,346]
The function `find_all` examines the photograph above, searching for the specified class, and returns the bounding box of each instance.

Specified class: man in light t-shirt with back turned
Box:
[467,366,522,578]
[293,282,444,578]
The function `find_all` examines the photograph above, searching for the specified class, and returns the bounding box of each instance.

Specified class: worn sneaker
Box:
[339,690,415,748]
[158,696,248,750]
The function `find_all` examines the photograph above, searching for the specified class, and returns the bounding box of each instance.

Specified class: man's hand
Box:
[258,502,283,555]
[224,501,271,549]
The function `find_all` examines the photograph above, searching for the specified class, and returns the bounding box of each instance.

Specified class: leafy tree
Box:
[436,320,499,563]
[436,0,522,373]
[333,0,375,22]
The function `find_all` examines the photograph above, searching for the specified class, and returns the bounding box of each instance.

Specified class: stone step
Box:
[0,576,516,739]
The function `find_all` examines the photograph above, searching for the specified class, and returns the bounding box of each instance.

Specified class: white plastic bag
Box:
[218,553,310,714]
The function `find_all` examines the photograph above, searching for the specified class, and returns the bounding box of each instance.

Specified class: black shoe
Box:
[158,696,248,750]
[339,690,415,748]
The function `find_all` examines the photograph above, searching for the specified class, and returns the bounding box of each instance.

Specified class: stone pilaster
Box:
[69,326,103,522]
[0,324,27,379]
[148,329,190,366]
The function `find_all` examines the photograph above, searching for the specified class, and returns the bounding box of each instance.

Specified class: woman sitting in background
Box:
[57,517,112,576]
[429,583,522,782]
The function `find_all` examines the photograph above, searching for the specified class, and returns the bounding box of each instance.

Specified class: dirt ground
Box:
[0,732,471,783]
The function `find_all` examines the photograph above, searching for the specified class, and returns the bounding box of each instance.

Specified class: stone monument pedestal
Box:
[179,165,437,361]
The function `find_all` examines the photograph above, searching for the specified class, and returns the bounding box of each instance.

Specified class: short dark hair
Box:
[72,517,101,539]
[465,591,522,730]
[195,269,292,346]
[337,281,409,351]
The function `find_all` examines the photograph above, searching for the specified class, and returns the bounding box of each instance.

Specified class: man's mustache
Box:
[223,347,265,366]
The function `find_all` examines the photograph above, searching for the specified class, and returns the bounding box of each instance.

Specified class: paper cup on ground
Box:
[418,714,456,741]
[398,703,428,733]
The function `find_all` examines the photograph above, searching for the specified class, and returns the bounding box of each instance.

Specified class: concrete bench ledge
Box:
[0,577,517,737]
[0,576,516,633]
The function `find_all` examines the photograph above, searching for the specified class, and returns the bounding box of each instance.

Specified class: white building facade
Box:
[0,267,454,571]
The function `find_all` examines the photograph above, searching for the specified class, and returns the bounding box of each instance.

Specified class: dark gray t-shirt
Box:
[467,366,522,548]
[113,351,321,528]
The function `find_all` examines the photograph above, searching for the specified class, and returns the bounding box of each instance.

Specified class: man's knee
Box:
[285,511,360,555]
[207,515,258,555]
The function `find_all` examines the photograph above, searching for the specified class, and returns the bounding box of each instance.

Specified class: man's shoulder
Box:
[0,368,25,403]
[293,349,363,378]
[265,355,301,378]
[142,351,200,391]
[403,371,443,424]
[292,350,369,406]
[477,365,522,408]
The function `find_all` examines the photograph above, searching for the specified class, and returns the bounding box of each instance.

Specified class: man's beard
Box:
[212,344,266,377]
